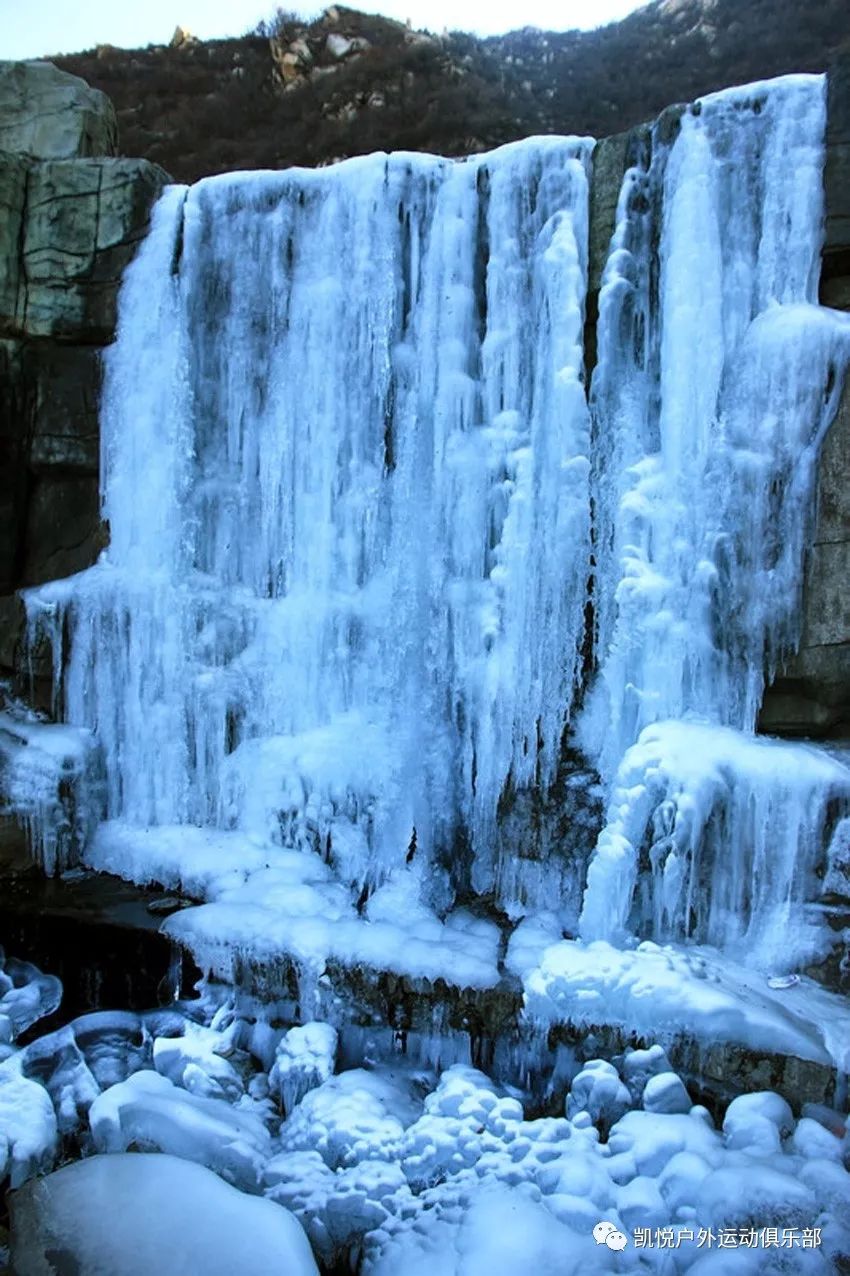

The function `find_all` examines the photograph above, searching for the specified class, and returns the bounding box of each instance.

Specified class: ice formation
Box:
[9,1152,319,1276]
[579,77,850,970]
[9,72,850,1247]
[27,137,594,910]
[0,959,849,1271]
[0,700,98,874]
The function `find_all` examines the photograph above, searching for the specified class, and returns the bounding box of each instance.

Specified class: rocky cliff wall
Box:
[0,62,168,692]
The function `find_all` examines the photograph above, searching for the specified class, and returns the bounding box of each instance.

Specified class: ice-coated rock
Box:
[89,1069,272,1191]
[279,1067,422,1169]
[641,1070,692,1115]
[0,1064,57,1186]
[697,1164,818,1231]
[153,1019,244,1101]
[270,1021,338,1114]
[566,1058,631,1128]
[621,1043,673,1100]
[723,1090,796,1139]
[0,952,62,1040]
[9,1152,319,1275]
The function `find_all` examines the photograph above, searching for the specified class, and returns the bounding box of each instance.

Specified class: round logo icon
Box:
[593,1221,629,1251]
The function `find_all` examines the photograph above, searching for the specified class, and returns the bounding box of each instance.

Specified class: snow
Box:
[270,1022,338,1114]
[278,1067,424,1169]
[511,930,850,1074]
[7,70,850,1276]
[9,1152,319,1276]
[89,1069,272,1191]
[153,1019,244,1101]
[1,961,848,1274]
[0,1064,57,1187]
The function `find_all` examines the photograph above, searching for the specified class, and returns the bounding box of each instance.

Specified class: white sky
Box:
[2,0,648,60]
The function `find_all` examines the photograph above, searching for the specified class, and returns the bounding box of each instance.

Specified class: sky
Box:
[2,0,648,60]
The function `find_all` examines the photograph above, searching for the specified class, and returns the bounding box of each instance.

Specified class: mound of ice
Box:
[270,1022,338,1115]
[566,1059,631,1128]
[513,933,850,1074]
[0,952,62,1042]
[580,721,850,971]
[0,1063,57,1187]
[89,1069,272,1191]
[153,1019,244,1101]
[9,1152,318,1276]
[363,1181,605,1276]
[0,709,98,874]
[279,1067,423,1169]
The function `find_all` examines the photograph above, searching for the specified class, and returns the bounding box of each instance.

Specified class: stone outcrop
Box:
[0,62,168,676]
[0,60,117,161]
[14,156,169,342]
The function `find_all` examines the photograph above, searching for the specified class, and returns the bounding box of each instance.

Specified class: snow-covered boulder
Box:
[270,1021,338,1114]
[9,1152,318,1275]
[279,1067,422,1169]
[89,1069,271,1191]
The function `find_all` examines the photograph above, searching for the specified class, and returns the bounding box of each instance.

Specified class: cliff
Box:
[0,61,168,659]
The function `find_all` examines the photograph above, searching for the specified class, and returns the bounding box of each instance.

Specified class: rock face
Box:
[16,156,169,341]
[0,63,168,664]
[0,60,117,160]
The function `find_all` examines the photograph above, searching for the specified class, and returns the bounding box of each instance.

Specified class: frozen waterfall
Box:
[579,75,850,967]
[22,74,850,998]
[27,139,594,907]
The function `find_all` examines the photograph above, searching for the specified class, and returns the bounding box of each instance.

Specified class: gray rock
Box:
[0,152,30,332]
[0,60,117,161]
[825,60,850,259]
[26,342,101,472]
[761,372,850,737]
[0,339,30,594]
[588,129,632,295]
[20,156,170,342]
[21,472,101,587]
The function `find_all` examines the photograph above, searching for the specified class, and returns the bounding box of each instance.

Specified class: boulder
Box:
[9,1152,319,1276]
[0,60,117,160]
[20,156,170,341]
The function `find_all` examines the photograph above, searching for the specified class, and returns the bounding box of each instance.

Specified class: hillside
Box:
[51,0,850,183]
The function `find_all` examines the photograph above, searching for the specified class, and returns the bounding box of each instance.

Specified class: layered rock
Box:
[0,62,168,672]
[0,60,117,161]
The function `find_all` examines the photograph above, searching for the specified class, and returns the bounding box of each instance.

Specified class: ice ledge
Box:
[509,923,850,1078]
[84,822,503,995]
